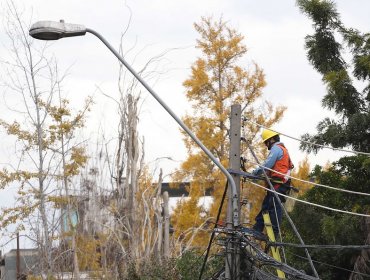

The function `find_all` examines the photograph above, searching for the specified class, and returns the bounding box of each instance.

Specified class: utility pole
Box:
[16,232,20,280]
[225,104,241,280]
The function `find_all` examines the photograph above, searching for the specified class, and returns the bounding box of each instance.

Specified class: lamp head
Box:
[29,20,86,40]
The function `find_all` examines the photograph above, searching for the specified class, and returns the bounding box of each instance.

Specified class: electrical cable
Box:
[242,118,370,156]
[240,135,370,197]
[248,161,370,197]
[235,117,369,278]
[249,180,370,217]
[238,234,318,280]
[197,119,367,279]
[272,242,370,250]
[198,181,228,280]
[288,251,370,278]
[248,145,320,278]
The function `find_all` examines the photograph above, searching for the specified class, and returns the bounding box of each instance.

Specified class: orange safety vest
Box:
[267,143,294,184]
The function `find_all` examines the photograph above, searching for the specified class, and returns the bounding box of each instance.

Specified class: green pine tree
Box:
[284,1,370,279]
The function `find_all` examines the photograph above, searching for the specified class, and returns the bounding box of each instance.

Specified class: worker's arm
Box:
[252,144,283,176]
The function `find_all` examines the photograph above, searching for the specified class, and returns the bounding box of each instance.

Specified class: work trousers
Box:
[253,183,289,237]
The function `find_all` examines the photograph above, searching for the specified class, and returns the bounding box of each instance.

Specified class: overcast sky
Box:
[2,0,368,167]
[0,0,369,248]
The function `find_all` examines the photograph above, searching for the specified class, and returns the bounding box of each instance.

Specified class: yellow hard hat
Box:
[261,129,279,142]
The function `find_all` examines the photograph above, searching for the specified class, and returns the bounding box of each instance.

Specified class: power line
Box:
[273,242,370,250]
[288,252,370,279]
[242,118,370,156]
[238,234,319,280]
[248,180,370,218]
[199,181,228,280]
[248,145,320,278]
[248,161,370,197]
[233,167,370,216]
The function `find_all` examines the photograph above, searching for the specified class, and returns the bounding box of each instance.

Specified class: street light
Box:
[29,20,240,226]
[29,20,86,40]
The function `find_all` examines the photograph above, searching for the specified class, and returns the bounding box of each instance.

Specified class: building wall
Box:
[0,249,39,280]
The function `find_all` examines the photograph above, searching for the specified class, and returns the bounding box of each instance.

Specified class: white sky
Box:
[0,0,369,249]
[1,0,367,169]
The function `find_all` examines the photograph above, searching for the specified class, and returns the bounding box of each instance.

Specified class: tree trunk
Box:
[350,217,370,280]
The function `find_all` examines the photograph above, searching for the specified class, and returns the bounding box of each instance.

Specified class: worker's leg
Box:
[268,184,289,235]
[253,193,270,233]
[268,195,282,236]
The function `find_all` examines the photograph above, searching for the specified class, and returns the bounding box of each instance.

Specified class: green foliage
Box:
[283,155,370,279]
[297,0,370,153]
[295,2,370,275]
[118,251,222,280]
[176,250,205,280]
[176,250,223,280]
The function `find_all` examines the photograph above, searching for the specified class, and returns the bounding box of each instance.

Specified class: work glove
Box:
[252,168,260,176]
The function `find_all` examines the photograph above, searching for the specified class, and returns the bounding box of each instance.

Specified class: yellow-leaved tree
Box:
[291,156,312,193]
[286,156,313,212]
[172,16,286,250]
[0,4,91,276]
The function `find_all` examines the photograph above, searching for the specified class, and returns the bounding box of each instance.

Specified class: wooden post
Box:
[163,191,170,258]
[225,104,241,280]
[156,198,163,260]
[156,170,164,260]
[16,232,20,280]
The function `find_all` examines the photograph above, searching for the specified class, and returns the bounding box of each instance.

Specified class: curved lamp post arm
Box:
[85,28,239,226]
[28,20,239,226]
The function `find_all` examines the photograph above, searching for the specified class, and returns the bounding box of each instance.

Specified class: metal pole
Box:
[85,28,240,226]
[225,104,241,280]
[16,232,20,280]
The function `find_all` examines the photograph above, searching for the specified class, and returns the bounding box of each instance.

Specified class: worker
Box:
[251,129,294,236]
